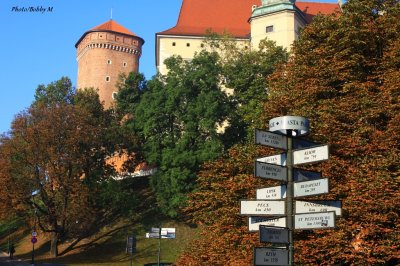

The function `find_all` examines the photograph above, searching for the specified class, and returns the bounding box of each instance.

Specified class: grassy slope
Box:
[0,176,198,266]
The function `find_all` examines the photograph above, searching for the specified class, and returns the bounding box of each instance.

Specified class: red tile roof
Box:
[91,20,137,36]
[76,19,144,47]
[157,0,339,38]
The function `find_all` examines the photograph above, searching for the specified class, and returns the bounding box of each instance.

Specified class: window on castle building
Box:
[112,92,118,99]
[266,25,274,33]
[107,59,112,64]
[172,42,176,46]
[105,76,110,82]
[201,43,204,48]
[123,62,127,67]
[186,43,190,47]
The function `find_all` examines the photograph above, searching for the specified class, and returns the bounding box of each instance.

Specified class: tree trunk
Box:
[50,231,58,257]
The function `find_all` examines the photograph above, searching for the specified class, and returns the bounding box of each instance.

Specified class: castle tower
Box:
[75,20,144,108]
[249,0,307,50]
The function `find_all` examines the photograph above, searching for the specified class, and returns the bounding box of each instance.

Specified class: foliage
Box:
[177,0,400,265]
[0,77,132,257]
[123,52,231,217]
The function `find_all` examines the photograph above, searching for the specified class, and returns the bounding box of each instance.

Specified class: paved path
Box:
[0,250,30,266]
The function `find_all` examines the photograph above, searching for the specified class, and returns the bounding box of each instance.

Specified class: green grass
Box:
[0,176,199,265]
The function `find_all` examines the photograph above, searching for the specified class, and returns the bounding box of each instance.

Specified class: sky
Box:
[0,0,183,134]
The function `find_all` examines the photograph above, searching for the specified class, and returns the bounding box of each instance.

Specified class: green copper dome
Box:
[253,0,297,17]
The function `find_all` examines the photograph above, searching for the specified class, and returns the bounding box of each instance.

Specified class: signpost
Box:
[240,200,285,216]
[255,129,287,150]
[259,226,289,244]
[244,116,339,266]
[248,217,287,232]
[254,161,287,181]
[293,178,329,197]
[293,145,329,165]
[256,153,287,166]
[293,168,321,182]
[254,247,289,266]
[294,211,336,229]
[256,185,287,200]
[295,200,342,216]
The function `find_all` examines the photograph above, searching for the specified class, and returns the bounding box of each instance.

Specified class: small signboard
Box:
[146,228,176,239]
[254,161,287,181]
[293,138,319,150]
[248,217,287,232]
[240,200,285,216]
[256,153,287,166]
[256,185,287,200]
[293,168,322,182]
[259,226,289,244]
[255,129,287,150]
[31,236,37,244]
[295,200,342,216]
[295,211,336,229]
[269,116,309,136]
[293,145,329,165]
[126,235,136,254]
[254,247,289,266]
[294,178,329,197]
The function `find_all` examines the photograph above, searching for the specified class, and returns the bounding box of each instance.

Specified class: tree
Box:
[0,78,117,257]
[177,0,399,264]
[121,51,232,217]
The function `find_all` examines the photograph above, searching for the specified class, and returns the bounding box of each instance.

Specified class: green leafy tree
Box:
[123,51,232,217]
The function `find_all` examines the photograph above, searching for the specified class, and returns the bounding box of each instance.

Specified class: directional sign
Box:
[293,138,319,150]
[295,211,336,229]
[293,145,329,165]
[254,161,287,181]
[255,129,287,150]
[295,200,342,216]
[269,116,309,136]
[256,185,287,200]
[259,226,289,244]
[293,168,322,182]
[256,153,287,166]
[248,217,287,232]
[294,178,329,197]
[31,236,37,244]
[240,200,285,216]
[146,228,176,239]
[254,247,289,266]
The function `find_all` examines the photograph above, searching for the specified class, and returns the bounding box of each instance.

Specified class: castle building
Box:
[156,0,339,75]
[75,19,144,108]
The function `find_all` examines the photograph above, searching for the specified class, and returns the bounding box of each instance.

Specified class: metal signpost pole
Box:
[158,227,161,266]
[286,131,294,266]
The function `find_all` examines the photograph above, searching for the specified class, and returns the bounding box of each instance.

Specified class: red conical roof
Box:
[75,19,144,47]
[91,19,137,36]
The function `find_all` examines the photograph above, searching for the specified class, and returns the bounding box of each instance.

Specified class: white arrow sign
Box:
[295,200,342,216]
[293,145,329,165]
[254,247,289,266]
[240,200,285,216]
[294,178,329,197]
[269,116,309,136]
[248,217,287,232]
[295,211,336,229]
[254,161,287,181]
[256,153,287,166]
[255,129,287,150]
[256,185,287,200]
[259,226,290,244]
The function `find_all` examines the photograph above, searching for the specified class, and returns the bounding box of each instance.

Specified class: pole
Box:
[157,228,161,266]
[286,131,294,266]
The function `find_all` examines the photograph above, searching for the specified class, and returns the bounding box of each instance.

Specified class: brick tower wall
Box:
[76,31,142,108]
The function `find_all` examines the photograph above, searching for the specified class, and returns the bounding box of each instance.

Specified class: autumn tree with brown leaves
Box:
[177,0,399,265]
[0,77,122,257]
